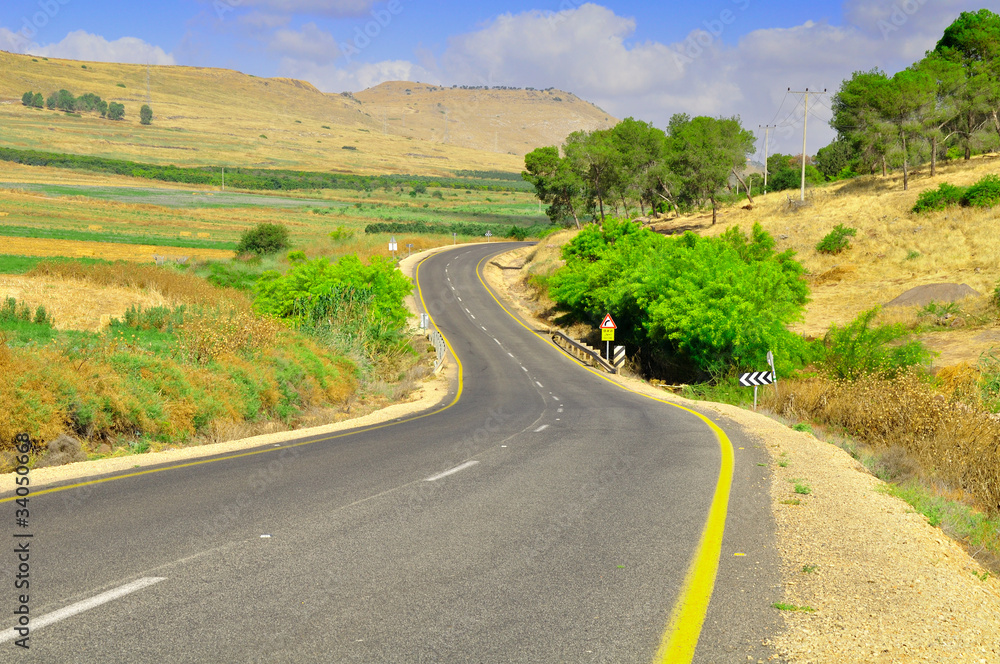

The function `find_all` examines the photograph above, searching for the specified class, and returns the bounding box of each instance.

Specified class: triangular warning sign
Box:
[600,313,617,329]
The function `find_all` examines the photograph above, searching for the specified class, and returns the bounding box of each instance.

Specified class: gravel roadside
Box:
[483,245,1000,664]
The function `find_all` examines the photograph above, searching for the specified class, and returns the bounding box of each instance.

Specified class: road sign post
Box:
[485,231,493,243]
[600,314,617,363]
[389,236,398,259]
[739,371,775,410]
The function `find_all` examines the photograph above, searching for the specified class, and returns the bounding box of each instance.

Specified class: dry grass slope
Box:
[0,50,524,175]
[652,155,1000,347]
[353,81,618,157]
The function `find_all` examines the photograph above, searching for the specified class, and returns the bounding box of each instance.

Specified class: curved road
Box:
[1,242,782,663]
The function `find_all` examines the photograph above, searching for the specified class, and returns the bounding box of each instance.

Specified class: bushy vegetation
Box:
[912,175,1000,213]
[236,222,290,256]
[547,219,812,381]
[254,254,413,372]
[364,220,548,238]
[821,307,931,380]
[0,296,355,459]
[911,182,968,212]
[27,88,119,118]
[815,224,857,255]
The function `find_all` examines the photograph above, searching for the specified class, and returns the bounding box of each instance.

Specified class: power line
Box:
[788,87,828,201]
[768,89,791,127]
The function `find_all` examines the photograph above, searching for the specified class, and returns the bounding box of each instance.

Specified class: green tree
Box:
[32,92,43,108]
[46,91,57,110]
[666,115,755,224]
[106,102,125,121]
[56,89,76,112]
[831,69,895,176]
[564,129,620,224]
[609,117,670,217]
[877,68,936,190]
[21,91,33,106]
[237,222,290,255]
[934,9,1000,143]
[140,104,153,125]
[522,146,585,228]
[815,139,854,180]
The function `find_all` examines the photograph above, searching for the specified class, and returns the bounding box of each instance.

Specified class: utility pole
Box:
[758,124,775,194]
[787,88,826,201]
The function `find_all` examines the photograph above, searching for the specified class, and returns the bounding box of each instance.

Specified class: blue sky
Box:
[0,1,990,156]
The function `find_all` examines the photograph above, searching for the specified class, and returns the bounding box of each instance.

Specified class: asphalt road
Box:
[0,242,782,663]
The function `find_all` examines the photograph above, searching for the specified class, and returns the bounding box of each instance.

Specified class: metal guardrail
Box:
[429,330,447,373]
[551,331,616,373]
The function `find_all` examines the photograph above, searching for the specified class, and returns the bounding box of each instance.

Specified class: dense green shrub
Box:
[548,219,813,380]
[254,255,412,364]
[816,224,857,255]
[963,174,1000,208]
[236,223,290,256]
[912,183,967,213]
[0,297,54,328]
[822,307,931,380]
[506,225,530,241]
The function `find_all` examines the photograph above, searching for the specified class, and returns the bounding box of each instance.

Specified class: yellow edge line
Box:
[1,257,465,504]
[475,253,734,664]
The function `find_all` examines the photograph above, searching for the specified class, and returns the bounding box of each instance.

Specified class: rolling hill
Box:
[351,81,617,157]
[0,50,571,176]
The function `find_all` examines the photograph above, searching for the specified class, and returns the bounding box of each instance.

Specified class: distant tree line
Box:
[825,9,1000,190]
[523,115,755,227]
[0,146,529,193]
[364,220,548,238]
[21,89,134,121]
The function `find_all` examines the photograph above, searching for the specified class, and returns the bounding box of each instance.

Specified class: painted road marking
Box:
[507,352,514,358]
[535,381,543,388]
[424,460,480,482]
[534,425,549,432]
[0,577,167,643]
[552,395,560,401]
[557,408,564,413]
[495,339,502,345]
[470,314,476,320]
[473,254,735,664]
[457,297,462,302]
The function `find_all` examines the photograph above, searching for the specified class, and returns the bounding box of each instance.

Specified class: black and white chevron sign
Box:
[739,371,774,387]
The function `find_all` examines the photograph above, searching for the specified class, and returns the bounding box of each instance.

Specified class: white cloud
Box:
[279,56,437,92]
[239,11,291,30]
[232,0,378,18]
[28,30,175,66]
[430,1,990,156]
[268,22,340,65]
[0,27,33,54]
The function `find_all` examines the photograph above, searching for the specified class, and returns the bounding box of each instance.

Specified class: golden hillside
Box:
[0,50,525,175]
[352,81,617,157]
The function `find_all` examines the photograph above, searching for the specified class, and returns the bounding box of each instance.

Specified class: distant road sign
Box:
[602,328,614,342]
[739,371,774,387]
[599,314,617,330]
